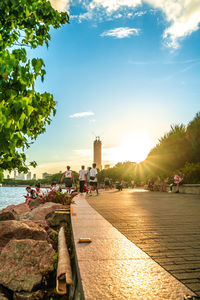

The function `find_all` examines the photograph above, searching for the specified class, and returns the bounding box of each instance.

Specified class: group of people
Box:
[24,163,99,208]
[60,163,99,195]
[24,183,44,205]
[148,170,184,193]
[24,182,61,206]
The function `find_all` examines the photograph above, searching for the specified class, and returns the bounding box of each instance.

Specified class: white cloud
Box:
[49,0,70,11]
[69,111,95,118]
[84,0,200,48]
[50,0,200,49]
[101,27,140,38]
[89,0,141,12]
[146,0,200,48]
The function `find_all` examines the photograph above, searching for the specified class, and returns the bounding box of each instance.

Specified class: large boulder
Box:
[0,220,48,250]
[12,203,30,219]
[0,205,18,221]
[0,203,30,221]
[27,202,67,222]
[0,239,55,292]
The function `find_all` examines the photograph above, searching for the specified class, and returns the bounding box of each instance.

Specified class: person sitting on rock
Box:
[24,186,37,205]
[35,183,44,198]
[50,182,60,192]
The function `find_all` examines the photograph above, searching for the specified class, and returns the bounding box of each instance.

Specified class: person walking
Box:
[87,167,92,194]
[78,165,87,193]
[61,165,74,194]
[89,163,98,195]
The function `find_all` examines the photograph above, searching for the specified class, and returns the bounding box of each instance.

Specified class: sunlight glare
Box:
[104,132,154,164]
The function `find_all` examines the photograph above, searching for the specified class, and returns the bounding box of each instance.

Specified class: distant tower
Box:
[93,136,102,170]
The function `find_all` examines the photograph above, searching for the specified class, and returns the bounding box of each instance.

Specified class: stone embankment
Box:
[0,198,72,300]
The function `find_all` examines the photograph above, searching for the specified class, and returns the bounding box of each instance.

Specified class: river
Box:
[0,187,48,210]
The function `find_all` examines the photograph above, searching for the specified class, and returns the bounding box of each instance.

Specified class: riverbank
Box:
[0,192,75,299]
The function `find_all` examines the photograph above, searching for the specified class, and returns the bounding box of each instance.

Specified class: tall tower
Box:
[93,136,102,170]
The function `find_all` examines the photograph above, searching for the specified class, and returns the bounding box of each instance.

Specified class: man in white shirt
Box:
[61,165,74,194]
[78,165,87,193]
[89,163,98,195]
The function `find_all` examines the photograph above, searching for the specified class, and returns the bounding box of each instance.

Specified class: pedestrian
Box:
[61,165,74,194]
[89,163,98,195]
[104,176,110,190]
[78,165,87,193]
[87,167,92,194]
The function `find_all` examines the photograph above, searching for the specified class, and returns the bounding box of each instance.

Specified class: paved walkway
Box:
[87,189,200,296]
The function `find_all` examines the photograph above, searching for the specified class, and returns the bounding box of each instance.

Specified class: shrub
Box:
[182,163,200,184]
[43,191,72,205]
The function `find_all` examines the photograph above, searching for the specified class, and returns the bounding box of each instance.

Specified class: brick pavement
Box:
[87,189,200,296]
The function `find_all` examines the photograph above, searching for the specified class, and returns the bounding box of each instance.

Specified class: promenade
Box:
[87,189,200,296]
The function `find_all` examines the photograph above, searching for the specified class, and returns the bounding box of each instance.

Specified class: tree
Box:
[186,112,200,162]
[143,124,189,178]
[0,0,69,181]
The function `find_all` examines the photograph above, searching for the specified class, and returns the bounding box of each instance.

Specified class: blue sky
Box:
[22,0,200,178]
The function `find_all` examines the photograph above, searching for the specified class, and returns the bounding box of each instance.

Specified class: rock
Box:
[47,227,59,249]
[28,198,43,210]
[46,210,70,228]
[0,204,30,221]
[0,210,16,221]
[12,203,30,219]
[0,220,48,250]
[0,239,55,292]
[28,202,67,222]
[13,290,45,300]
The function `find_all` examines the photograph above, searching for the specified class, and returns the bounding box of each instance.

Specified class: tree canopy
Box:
[0,0,69,181]
[98,112,200,184]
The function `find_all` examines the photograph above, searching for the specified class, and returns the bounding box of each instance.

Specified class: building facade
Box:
[93,137,102,170]
[27,172,32,180]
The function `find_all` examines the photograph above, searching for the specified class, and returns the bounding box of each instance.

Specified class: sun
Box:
[104,132,155,164]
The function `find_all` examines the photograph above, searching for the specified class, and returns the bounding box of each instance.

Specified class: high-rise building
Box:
[93,137,102,170]
[27,172,31,180]
[33,174,36,180]
[16,173,25,180]
[14,170,17,179]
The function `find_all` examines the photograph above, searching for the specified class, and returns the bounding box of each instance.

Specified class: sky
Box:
[14,0,200,178]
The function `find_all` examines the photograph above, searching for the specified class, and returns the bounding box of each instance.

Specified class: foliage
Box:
[3,178,37,186]
[42,171,79,184]
[98,112,200,185]
[98,162,136,183]
[186,112,200,163]
[182,163,200,184]
[0,0,69,181]
[137,112,200,183]
[43,190,72,205]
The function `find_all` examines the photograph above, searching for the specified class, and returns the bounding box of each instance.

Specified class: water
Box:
[0,187,26,210]
[0,187,48,210]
